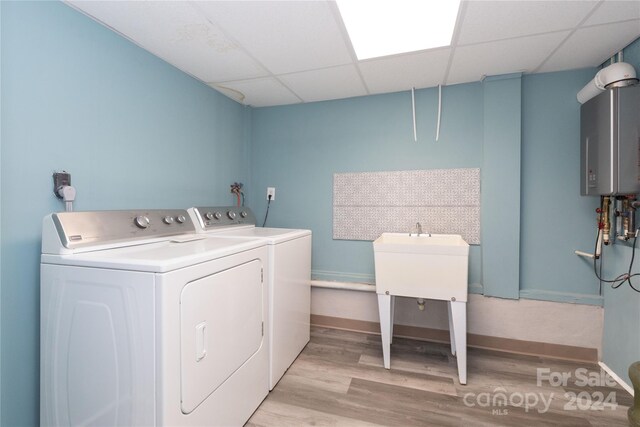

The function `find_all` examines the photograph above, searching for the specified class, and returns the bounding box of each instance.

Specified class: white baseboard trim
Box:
[599,361,634,396]
[312,314,598,362]
[519,289,603,306]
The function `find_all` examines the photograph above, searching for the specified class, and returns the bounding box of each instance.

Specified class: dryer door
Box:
[180,259,263,414]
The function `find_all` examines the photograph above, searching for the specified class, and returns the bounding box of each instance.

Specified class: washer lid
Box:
[41,236,266,273]
[213,227,311,244]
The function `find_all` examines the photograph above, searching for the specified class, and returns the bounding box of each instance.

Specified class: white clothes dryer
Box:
[188,206,311,389]
[40,210,269,426]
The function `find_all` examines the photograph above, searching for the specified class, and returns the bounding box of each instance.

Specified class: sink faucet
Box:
[410,222,430,237]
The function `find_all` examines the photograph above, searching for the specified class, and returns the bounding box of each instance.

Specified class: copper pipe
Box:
[602,196,611,245]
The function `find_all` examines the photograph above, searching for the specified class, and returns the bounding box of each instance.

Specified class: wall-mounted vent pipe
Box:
[577,61,638,104]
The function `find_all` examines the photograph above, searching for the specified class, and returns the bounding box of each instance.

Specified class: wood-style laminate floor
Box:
[247,326,633,427]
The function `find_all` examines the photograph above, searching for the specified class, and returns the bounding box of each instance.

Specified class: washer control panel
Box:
[51,209,197,249]
[192,206,257,230]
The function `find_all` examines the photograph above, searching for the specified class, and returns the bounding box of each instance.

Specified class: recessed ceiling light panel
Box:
[336,0,460,60]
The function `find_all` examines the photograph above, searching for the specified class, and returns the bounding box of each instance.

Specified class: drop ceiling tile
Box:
[359,49,451,94]
[66,1,267,82]
[64,1,640,107]
[195,1,353,75]
[458,0,598,45]
[448,31,570,84]
[278,65,367,103]
[539,20,640,72]
[584,0,640,26]
[212,78,301,107]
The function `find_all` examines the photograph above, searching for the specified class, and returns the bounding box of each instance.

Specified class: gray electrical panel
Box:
[580,85,640,196]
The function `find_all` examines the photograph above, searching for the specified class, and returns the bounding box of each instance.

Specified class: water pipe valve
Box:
[230,182,244,207]
[601,196,611,245]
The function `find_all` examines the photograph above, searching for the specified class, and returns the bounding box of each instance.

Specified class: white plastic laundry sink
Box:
[373,233,469,302]
[373,232,470,383]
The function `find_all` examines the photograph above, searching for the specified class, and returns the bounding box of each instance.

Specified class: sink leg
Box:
[390,296,395,345]
[450,301,467,385]
[377,293,391,369]
[447,302,456,356]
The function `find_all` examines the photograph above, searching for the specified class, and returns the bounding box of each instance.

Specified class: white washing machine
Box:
[188,206,311,389]
[40,209,269,426]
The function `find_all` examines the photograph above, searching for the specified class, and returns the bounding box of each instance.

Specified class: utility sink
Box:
[373,233,469,302]
[373,232,470,384]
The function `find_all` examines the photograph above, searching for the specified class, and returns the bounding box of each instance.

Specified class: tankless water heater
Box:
[580,85,640,196]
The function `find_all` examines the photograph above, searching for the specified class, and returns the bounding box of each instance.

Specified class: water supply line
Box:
[575,200,609,259]
[614,195,637,241]
[624,196,636,240]
[622,198,631,240]
[230,182,244,207]
[600,196,611,245]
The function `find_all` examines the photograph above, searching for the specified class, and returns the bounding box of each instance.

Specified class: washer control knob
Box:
[240,211,248,218]
[205,212,214,220]
[163,216,174,224]
[227,210,237,220]
[134,215,150,229]
[213,211,222,220]
[176,215,186,224]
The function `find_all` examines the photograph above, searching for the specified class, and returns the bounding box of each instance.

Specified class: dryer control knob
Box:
[213,211,222,220]
[176,215,186,224]
[240,211,248,218]
[134,215,150,229]
[227,210,237,220]
[163,216,174,224]
[205,212,214,220]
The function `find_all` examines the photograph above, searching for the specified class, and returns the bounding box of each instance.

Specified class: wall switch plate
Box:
[53,171,71,199]
[267,187,275,201]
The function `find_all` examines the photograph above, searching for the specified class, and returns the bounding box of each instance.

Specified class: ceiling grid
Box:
[65,0,640,107]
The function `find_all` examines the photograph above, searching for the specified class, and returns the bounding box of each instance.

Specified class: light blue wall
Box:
[482,73,522,299]
[520,68,602,302]
[250,69,602,305]
[601,36,640,384]
[2,0,635,424]
[1,2,249,425]
[0,2,3,422]
[250,84,485,287]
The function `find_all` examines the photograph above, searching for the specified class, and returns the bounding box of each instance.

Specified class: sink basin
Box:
[373,233,469,302]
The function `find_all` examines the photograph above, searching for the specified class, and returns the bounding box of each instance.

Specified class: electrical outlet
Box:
[53,171,71,199]
[267,187,275,201]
